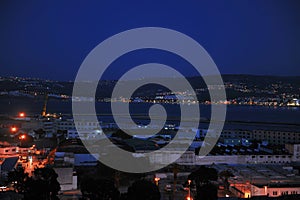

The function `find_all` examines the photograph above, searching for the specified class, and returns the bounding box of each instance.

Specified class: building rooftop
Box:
[1,157,18,172]
[215,164,300,186]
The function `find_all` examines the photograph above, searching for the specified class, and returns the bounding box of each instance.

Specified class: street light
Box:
[19,134,26,146]
[19,134,26,140]
[19,112,25,118]
[154,177,160,186]
[188,179,192,200]
[10,126,18,133]
[264,186,268,196]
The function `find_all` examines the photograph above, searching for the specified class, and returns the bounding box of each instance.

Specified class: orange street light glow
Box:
[19,135,26,140]
[19,112,25,118]
[154,177,160,186]
[11,127,17,132]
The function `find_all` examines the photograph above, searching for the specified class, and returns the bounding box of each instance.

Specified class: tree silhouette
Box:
[24,177,49,200]
[126,180,160,200]
[219,170,234,190]
[14,133,34,147]
[8,166,60,200]
[23,167,60,200]
[111,130,133,140]
[80,178,120,200]
[34,128,46,139]
[172,164,179,199]
[188,166,218,200]
[7,167,29,193]
[195,183,218,200]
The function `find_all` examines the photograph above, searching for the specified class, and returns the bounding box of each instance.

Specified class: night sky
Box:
[0,0,299,80]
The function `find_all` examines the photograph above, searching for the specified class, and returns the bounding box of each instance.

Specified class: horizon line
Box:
[1,73,300,82]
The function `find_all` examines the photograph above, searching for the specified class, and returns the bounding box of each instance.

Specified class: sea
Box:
[0,98,299,127]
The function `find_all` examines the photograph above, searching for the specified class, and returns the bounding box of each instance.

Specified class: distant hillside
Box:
[0,75,299,100]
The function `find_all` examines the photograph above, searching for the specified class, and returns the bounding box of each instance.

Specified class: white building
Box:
[54,167,77,191]
[41,118,102,138]
[56,119,75,131]
[226,164,300,198]
[250,184,300,198]
[66,130,79,139]
[41,119,55,137]
[253,130,300,145]
[285,143,300,161]
[66,129,104,140]
[150,143,300,166]
[0,146,36,155]
[196,128,300,145]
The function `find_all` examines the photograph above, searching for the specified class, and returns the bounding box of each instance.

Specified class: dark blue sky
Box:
[0,0,299,80]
